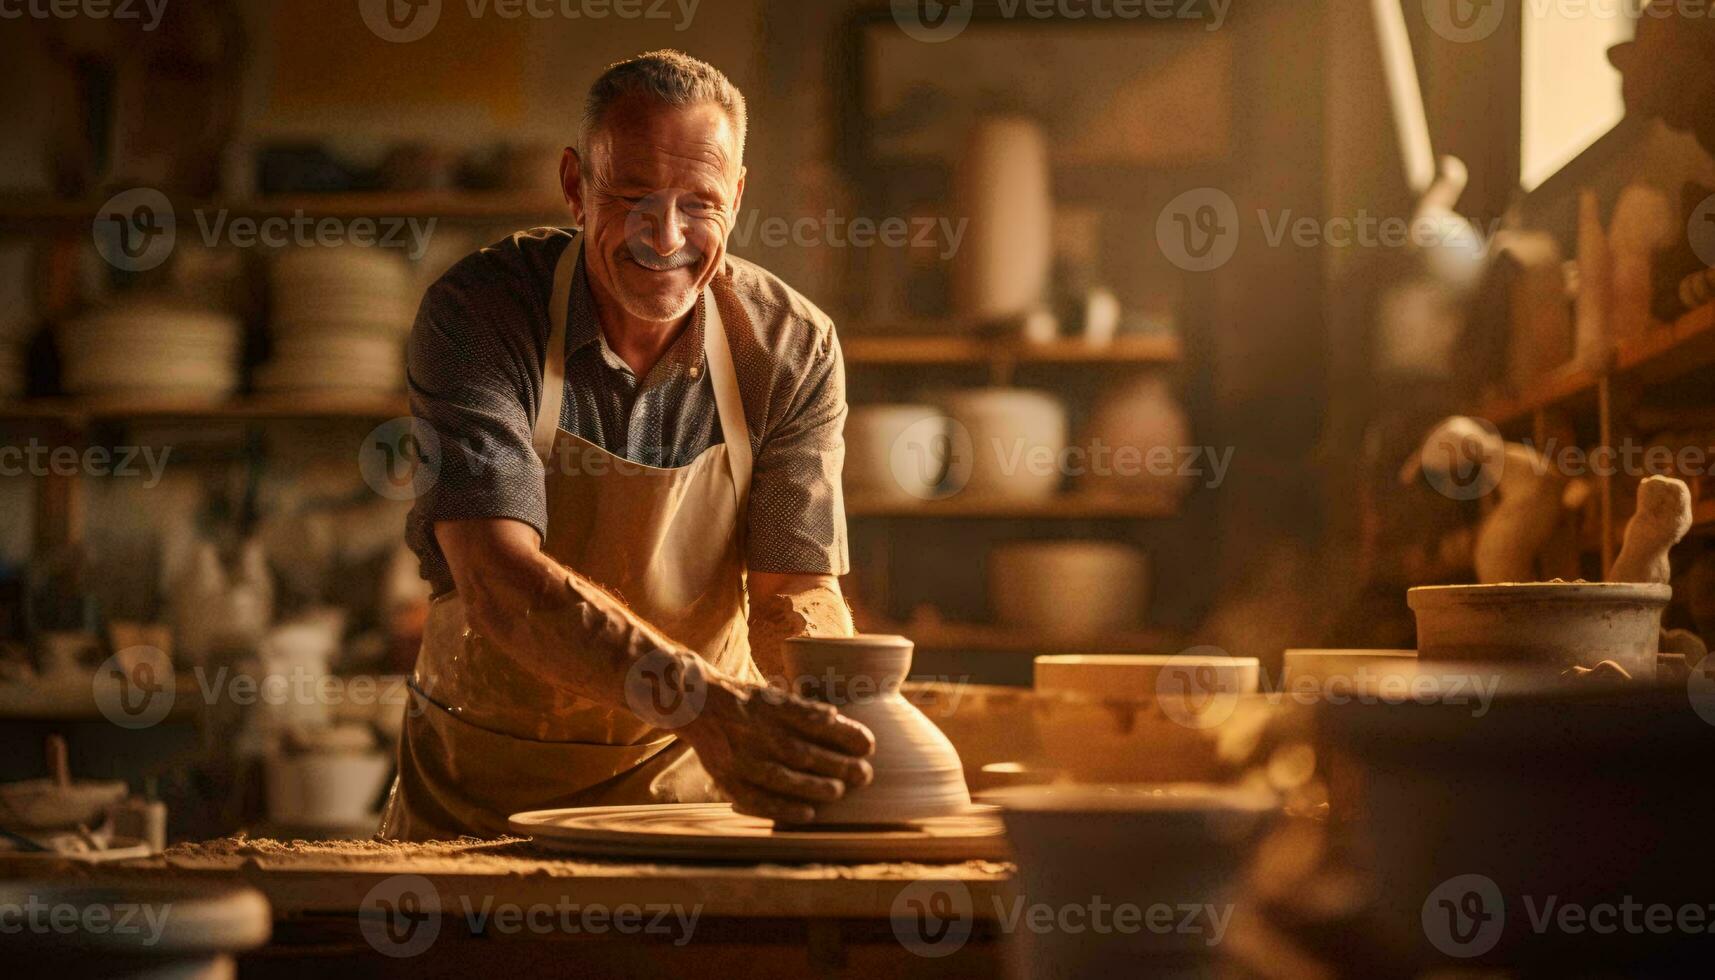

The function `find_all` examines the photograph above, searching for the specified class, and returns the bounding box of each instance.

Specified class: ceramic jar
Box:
[843,404,949,502]
[783,635,972,825]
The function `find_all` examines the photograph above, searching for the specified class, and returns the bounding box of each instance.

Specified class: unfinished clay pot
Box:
[1408,582,1670,678]
[783,635,971,825]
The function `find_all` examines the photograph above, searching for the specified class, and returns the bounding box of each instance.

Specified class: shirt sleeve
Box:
[404,250,551,593]
[744,325,850,576]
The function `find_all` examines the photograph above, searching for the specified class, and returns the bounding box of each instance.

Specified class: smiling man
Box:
[380,50,873,840]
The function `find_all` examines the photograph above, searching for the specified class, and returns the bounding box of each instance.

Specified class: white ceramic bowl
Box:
[942,388,1067,501]
[990,541,1149,637]
[844,404,947,501]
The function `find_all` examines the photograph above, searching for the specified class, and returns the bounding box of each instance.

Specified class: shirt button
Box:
[689,364,702,379]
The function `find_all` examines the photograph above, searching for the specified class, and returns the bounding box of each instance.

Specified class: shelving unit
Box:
[1472,301,1715,571]
[841,333,1181,368]
[0,394,410,426]
[0,191,566,232]
[846,491,1180,520]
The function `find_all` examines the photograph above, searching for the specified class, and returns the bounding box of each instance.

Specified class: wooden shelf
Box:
[0,393,410,424]
[1479,302,1715,429]
[841,333,1181,367]
[0,191,566,232]
[865,618,1177,655]
[847,492,1179,520]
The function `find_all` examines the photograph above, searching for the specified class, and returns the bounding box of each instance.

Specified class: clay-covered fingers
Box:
[733,757,845,804]
[761,728,874,789]
[757,693,877,758]
[725,781,816,825]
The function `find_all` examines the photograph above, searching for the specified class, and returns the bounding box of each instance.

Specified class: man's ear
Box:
[561,147,586,229]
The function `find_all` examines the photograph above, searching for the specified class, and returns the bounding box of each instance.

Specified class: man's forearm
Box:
[746,574,854,684]
[439,519,702,713]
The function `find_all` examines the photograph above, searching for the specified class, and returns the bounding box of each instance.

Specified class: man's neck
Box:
[584,263,693,381]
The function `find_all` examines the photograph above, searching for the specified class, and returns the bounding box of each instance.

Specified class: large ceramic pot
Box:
[985,784,1276,979]
[1407,582,1669,678]
[783,635,972,825]
[1317,681,1715,972]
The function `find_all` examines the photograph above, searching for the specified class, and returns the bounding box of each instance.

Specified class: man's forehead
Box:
[588,97,740,177]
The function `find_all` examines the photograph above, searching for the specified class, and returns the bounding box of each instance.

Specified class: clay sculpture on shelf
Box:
[1609,475,1693,585]
[1405,416,1590,583]
[781,635,971,826]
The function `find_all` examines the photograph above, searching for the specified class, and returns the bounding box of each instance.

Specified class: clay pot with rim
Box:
[1407,582,1670,678]
[783,635,972,825]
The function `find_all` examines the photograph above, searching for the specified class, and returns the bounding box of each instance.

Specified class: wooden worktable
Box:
[4,837,1017,978]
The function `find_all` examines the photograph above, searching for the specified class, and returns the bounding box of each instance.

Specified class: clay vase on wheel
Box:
[782,635,972,825]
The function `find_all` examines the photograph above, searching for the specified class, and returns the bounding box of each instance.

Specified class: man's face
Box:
[564,96,745,325]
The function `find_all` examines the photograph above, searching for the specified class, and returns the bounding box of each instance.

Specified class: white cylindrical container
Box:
[952,116,1053,323]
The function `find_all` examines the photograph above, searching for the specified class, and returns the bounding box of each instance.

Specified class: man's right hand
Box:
[676,670,876,824]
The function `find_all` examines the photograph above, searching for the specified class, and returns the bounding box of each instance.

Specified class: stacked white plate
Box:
[59,300,241,401]
[263,247,415,395]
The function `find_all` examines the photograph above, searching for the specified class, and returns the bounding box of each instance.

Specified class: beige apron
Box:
[380,238,759,840]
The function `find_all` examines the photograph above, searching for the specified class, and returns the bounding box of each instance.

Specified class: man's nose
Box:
[638,198,687,256]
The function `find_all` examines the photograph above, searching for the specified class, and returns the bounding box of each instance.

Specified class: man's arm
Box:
[746,572,853,683]
[437,518,873,824]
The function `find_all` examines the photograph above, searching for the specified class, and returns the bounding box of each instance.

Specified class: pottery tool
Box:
[509,803,1006,863]
[1610,475,1693,585]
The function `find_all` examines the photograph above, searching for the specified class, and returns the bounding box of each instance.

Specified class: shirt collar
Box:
[564,238,708,381]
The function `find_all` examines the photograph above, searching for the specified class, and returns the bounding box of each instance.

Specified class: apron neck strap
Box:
[533,234,753,514]
[702,284,752,516]
[533,235,578,461]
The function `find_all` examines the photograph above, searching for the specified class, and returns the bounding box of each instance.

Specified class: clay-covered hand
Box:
[668,661,876,824]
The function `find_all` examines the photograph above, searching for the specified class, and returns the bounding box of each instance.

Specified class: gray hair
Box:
[579,50,747,170]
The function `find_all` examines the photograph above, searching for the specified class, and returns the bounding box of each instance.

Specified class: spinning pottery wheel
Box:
[509,803,1008,863]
